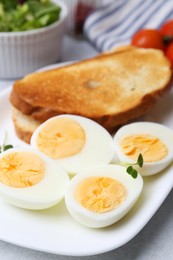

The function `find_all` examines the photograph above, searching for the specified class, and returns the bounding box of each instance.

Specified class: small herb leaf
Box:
[3,144,13,151]
[112,153,144,179]
[131,168,138,178]
[137,153,143,168]
[126,166,138,179]
[0,132,13,153]
[126,166,133,174]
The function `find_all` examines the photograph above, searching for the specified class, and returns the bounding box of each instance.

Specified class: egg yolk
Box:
[120,134,168,162]
[75,177,127,213]
[0,152,45,188]
[36,118,86,159]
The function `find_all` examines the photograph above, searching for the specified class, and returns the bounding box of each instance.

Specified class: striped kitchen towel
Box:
[84,0,173,52]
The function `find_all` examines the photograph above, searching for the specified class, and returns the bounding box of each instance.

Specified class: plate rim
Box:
[0,63,173,256]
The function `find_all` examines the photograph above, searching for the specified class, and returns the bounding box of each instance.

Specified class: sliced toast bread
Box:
[10,47,172,143]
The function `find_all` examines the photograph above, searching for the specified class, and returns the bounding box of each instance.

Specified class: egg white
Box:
[0,148,70,210]
[31,114,115,174]
[65,164,143,228]
[113,122,173,176]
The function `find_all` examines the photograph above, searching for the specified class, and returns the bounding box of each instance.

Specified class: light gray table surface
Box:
[0,35,173,260]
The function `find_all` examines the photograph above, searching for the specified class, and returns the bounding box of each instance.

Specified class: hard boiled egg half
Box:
[31,115,115,174]
[0,148,69,210]
[113,122,173,176]
[65,164,143,228]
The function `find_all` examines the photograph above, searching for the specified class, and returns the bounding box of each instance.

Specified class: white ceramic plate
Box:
[0,63,173,256]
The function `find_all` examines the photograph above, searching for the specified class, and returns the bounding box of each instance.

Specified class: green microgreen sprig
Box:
[116,153,144,179]
[0,132,13,153]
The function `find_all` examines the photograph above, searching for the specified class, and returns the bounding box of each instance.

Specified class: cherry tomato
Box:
[131,29,164,50]
[165,42,173,67]
[160,20,173,37]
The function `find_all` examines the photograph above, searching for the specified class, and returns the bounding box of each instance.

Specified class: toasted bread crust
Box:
[12,108,40,144]
[10,47,172,141]
[14,122,33,144]
[94,79,172,133]
[12,76,173,144]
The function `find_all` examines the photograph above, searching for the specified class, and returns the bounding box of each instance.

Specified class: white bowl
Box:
[0,0,68,79]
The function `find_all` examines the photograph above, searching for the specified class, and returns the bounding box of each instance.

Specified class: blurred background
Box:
[62,0,113,36]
